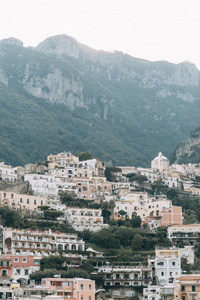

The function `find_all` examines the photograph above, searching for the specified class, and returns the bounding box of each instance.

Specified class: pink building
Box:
[0,257,12,278]
[0,255,40,284]
[160,206,182,226]
[24,277,95,300]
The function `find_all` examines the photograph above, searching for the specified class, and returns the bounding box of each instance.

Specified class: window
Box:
[20,198,23,203]
[14,242,17,247]
[34,200,37,205]
[22,258,27,263]
[29,243,32,248]
[80,284,84,290]
[22,243,25,247]
[17,269,21,274]
[2,270,7,276]
[89,284,92,290]
[157,262,164,266]
[37,244,40,248]
[41,200,43,205]
[27,199,29,204]
[172,262,176,266]
[81,297,83,300]
[25,269,29,275]
[14,258,19,262]
[0,261,3,266]
[89,297,91,300]
[181,285,185,291]
[6,261,10,267]
[192,286,195,292]
[161,272,164,276]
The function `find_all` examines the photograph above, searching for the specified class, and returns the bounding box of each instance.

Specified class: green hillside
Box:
[0,35,200,166]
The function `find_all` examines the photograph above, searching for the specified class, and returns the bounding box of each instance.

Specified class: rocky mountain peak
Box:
[35,34,85,59]
[0,37,23,47]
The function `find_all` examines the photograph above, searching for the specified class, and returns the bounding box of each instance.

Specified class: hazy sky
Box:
[1,0,200,69]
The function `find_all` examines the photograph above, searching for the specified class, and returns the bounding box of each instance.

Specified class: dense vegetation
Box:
[0,37,200,166]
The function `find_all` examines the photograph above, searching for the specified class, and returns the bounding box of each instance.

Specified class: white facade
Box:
[24,174,77,196]
[151,152,169,172]
[0,162,17,181]
[65,207,109,232]
[114,192,171,220]
[3,228,85,255]
[154,248,181,285]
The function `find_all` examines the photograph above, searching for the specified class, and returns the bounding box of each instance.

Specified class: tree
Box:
[130,175,148,188]
[126,173,137,178]
[131,234,143,251]
[94,229,120,249]
[40,255,64,271]
[166,188,178,200]
[75,151,94,161]
[115,227,136,246]
[131,215,142,228]
[44,210,64,220]
[105,167,122,182]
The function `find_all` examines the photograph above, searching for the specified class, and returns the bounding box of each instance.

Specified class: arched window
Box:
[22,258,27,263]
[2,270,8,276]
[14,257,19,262]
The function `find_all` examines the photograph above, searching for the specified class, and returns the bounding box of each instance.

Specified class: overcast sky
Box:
[1,0,200,69]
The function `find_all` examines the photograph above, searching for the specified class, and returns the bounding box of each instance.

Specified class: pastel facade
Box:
[24,277,95,300]
[174,275,200,300]
[114,192,172,220]
[0,191,46,211]
[65,207,109,232]
[0,255,40,283]
[3,228,85,255]
[160,206,182,226]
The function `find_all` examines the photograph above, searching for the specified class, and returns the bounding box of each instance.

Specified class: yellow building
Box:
[174,275,200,300]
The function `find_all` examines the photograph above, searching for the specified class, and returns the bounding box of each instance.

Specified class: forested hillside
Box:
[0,35,200,166]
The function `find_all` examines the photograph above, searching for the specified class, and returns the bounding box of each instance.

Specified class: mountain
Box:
[170,127,200,164]
[0,35,200,167]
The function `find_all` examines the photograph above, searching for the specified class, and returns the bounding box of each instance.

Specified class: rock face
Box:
[0,34,200,166]
[170,127,200,164]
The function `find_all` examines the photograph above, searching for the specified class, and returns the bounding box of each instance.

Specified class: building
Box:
[0,162,17,181]
[0,255,40,284]
[151,152,169,172]
[3,228,85,256]
[154,247,181,285]
[174,275,200,300]
[98,264,152,287]
[0,191,46,211]
[23,277,95,300]
[167,224,200,247]
[143,285,174,300]
[65,208,109,232]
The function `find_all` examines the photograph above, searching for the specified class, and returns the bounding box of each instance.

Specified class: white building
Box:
[24,174,77,197]
[114,192,171,221]
[65,207,109,232]
[143,285,174,300]
[151,152,169,172]
[154,247,181,285]
[0,162,17,181]
[3,228,85,256]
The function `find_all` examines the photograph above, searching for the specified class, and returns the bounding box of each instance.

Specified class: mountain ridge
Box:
[0,35,200,166]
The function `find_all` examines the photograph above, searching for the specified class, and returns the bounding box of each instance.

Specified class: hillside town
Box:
[0,151,200,300]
